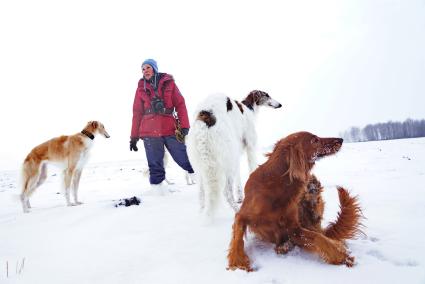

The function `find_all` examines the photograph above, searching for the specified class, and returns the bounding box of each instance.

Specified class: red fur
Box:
[324,187,364,240]
[227,132,363,271]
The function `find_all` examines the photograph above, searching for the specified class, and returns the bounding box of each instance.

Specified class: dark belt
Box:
[144,108,174,115]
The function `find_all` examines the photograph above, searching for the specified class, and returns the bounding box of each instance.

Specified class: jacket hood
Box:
[138,73,174,89]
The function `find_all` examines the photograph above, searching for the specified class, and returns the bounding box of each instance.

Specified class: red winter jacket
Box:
[130,73,190,138]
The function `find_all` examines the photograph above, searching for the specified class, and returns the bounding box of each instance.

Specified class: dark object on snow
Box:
[115,196,141,207]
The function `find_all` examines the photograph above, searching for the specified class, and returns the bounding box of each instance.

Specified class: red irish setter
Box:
[227,132,363,271]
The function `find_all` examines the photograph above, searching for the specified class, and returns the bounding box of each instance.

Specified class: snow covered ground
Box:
[1,137,425,284]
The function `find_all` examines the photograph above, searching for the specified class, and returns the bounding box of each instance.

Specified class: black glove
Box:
[130,138,138,152]
[181,128,189,136]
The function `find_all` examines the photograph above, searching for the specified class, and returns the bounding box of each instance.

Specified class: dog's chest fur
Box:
[75,137,93,170]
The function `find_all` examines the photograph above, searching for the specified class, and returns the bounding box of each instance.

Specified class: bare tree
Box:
[341,118,425,142]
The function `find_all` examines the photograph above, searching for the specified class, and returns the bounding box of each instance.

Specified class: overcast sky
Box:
[1,0,424,170]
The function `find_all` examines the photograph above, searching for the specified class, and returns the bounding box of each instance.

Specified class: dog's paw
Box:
[226,264,254,272]
[75,201,83,205]
[344,255,355,267]
[275,241,294,255]
[227,254,254,272]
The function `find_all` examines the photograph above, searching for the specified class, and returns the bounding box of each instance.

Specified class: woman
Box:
[130,58,195,193]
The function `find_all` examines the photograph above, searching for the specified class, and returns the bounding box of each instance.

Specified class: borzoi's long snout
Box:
[98,123,110,138]
[268,98,282,109]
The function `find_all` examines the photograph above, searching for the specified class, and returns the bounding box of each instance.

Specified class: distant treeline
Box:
[340,118,425,142]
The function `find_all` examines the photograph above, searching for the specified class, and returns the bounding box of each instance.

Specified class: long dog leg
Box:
[27,163,48,209]
[72,169,83,205]
[198,175,205,212]
[246,145,258,173]
[224,177,239,212]
[21,161,45,213]
[235,172,243,204]
[21,174,36,212]
[291,228,355,267]
[227,213,253,271]
[64,167,75,206]
[35,163,48,189]
[20,192,31,213]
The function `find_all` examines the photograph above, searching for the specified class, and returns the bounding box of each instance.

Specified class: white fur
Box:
[186,93,281,217]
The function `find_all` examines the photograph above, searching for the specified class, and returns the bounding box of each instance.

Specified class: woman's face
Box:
[142,64,154,80]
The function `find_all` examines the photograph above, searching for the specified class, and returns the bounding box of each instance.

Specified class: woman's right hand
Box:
[130,138,138,151]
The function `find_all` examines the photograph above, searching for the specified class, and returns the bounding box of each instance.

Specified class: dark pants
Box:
[143,136,194,184]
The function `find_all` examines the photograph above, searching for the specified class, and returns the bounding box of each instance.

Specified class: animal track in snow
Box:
[367,249,419,267]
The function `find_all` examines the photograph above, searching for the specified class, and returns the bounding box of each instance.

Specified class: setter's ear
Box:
[90,121,99,129]
[286,143,308,182]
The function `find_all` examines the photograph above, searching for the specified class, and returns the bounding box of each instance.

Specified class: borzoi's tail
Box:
[187,110,226,216]
[324,187,364,241]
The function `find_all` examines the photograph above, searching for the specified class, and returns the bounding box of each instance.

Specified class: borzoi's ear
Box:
[90,121,99,129]
[242,90,261,109]
[285,143,308,182]
[246,90,261,104]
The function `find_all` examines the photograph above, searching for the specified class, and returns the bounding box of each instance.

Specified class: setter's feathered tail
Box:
[324,187,364,241]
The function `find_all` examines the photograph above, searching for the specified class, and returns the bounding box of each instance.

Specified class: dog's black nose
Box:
[336,138,343,144]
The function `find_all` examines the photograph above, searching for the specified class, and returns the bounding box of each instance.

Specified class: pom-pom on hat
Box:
[142,58,158,73]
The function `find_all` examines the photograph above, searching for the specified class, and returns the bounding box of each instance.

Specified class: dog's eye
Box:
[311,137,320,144]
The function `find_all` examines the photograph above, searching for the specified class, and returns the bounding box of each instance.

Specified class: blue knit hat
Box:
[142,58,158,73]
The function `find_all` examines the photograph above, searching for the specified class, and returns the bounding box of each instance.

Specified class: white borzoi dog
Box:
[186,90,282,217]
[20,121,110,213]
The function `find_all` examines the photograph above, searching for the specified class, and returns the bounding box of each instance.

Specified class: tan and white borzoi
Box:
[20,121,110,213]
[186,90,282,217]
